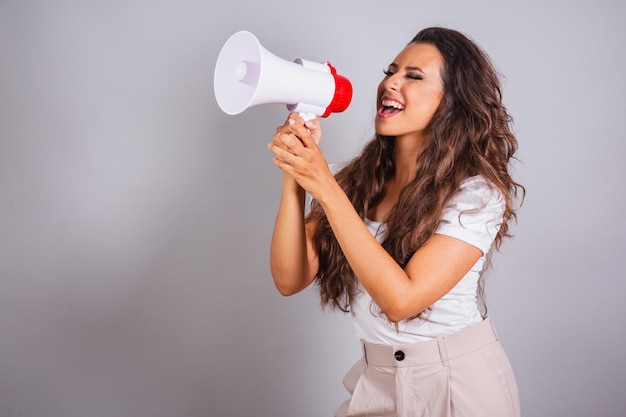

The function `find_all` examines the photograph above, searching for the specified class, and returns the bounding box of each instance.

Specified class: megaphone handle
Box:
[299,112,317,122]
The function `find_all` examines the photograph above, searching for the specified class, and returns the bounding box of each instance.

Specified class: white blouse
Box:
[350,175,505,344]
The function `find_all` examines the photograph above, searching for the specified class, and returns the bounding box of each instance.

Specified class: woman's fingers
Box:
[268,113,326,183]
[269,140,298,164]
[271,133,301,163]
[303,118,322,144]
[271,116,316,155]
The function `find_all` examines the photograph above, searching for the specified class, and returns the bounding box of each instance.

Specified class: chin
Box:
[374,121,386,135]
[374,124,396,138]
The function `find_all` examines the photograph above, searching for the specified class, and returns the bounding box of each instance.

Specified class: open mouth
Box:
[379,98,404,116]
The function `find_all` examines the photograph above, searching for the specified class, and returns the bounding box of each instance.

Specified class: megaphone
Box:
[214,31,352,119]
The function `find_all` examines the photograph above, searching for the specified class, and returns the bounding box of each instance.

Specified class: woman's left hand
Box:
[268,113,337,201]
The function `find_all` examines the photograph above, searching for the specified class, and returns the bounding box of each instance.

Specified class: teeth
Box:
[381,99,404,110]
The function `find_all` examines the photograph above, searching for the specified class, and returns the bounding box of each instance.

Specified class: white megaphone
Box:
[214,31,352,120]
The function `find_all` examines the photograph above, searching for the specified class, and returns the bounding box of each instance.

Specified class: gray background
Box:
[1,0,624,416]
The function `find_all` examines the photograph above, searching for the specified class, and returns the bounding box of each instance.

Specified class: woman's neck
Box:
[393,134,426,185]
[366,135,426,223]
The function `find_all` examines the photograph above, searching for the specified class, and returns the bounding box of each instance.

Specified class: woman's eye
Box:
[383,69,421,80]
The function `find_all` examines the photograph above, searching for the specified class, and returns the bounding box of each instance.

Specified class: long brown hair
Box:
[306,27,524,314]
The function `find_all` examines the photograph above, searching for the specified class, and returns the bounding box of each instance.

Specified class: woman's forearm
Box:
[269,173,317,296]
[315,182,415,319]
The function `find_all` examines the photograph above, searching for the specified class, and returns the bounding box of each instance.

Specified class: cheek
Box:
[422,90,444,117]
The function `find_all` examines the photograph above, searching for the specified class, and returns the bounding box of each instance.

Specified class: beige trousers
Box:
[335,318,520,417]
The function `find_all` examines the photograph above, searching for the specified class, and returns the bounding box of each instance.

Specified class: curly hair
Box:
[306,27,524,314]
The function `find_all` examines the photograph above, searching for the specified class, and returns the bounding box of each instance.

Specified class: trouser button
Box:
[394,350,405,361]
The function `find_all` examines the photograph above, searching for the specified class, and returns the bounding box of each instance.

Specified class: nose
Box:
[383,74,401,91]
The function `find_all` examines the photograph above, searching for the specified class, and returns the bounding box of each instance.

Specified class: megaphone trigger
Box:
[214,31,352,118]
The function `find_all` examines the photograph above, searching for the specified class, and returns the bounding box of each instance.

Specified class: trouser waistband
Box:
[361,317,499,367]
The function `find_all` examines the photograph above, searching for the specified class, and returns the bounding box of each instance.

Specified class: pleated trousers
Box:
[335,318,520,417]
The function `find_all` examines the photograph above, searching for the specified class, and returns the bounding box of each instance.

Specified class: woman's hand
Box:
[268,113,336,202]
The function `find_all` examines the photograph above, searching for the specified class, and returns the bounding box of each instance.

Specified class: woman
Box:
[268,27,523,417]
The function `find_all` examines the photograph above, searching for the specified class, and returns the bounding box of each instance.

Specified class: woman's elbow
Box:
[274,281,300,297]
[270,257,316,296]
[270,270,310,296]
[383,309,406,324]
[382,300,426,323]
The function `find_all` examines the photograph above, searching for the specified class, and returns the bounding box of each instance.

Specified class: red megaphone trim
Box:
[322,62,353,118]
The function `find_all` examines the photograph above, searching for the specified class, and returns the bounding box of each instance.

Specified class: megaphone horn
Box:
[214,31,352,119]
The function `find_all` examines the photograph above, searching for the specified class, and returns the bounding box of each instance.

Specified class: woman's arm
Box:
[269,114,482,321]
[268,115,322,296]
[316,183,481,322]
[269,172,318,296]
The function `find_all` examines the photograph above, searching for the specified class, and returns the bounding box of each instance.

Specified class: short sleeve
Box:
[435,176,505,254]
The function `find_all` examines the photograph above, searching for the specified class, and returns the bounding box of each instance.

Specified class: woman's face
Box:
[375,42,445,141]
